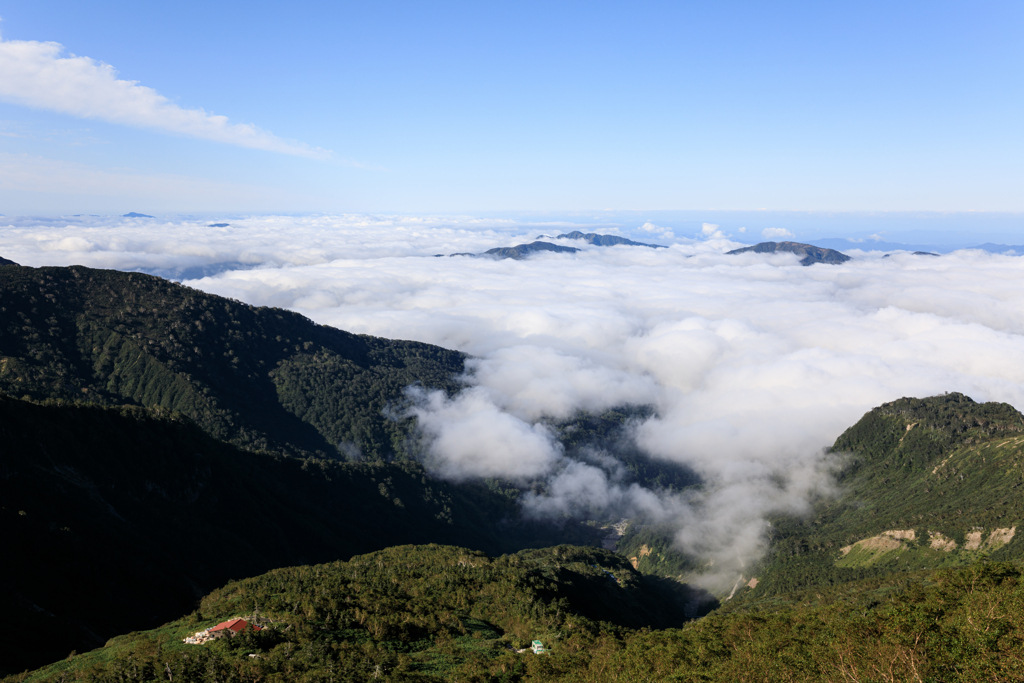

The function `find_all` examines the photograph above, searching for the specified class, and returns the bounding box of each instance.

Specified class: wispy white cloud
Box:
[700,222,724,239]
[0,36,330,158]
[762,227,795,239]
[639,221,675,239]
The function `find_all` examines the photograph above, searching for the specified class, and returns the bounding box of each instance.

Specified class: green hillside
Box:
[0,396,600,674]
[0,263,678,674]
[7,256,1024,679]
[614,393,1024,597]
[6,374,1024,680]
[3,543,700,683]
[10,545,1024,683]
[741,392,1024,598]
[0,263,464,460]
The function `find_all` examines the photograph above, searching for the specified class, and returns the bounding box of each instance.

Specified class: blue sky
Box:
[0,1,1021,232]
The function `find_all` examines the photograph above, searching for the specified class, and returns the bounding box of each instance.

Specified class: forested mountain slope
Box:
[8,256,1024,680]
[0,263,464,459]
[0,397,599,674]
[746,392,1024,596]
[12,545,1024,683]
[616,393,1024,597]
[2,544,709,683]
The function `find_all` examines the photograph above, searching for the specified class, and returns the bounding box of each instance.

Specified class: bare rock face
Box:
[726,241,851,266]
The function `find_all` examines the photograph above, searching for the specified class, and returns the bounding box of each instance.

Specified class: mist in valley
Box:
[5,214,1024,589]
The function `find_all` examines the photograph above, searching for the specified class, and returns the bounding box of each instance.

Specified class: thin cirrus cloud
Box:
[0,35,330,159]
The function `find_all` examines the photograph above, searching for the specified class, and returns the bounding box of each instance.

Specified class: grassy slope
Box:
[0,263,464,459]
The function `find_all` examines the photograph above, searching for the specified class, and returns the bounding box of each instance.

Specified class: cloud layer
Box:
[0,37,328,158]
[5,215,1024,589]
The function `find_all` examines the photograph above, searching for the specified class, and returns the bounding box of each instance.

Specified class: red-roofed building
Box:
[209,618,261,637]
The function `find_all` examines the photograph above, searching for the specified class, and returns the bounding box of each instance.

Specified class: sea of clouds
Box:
[4,214,1024,589]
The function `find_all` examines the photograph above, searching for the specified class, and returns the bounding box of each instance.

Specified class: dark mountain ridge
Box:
[442,230,667,259]
[440,241,580,259]
[726,241,851,265]
[481,241,579,259]
[0,396,600,673]
[0,262,465,460]
[543,231,667,248]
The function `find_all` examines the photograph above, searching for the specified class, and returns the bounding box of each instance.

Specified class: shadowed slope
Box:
[0,396,601,674]
[0,263,464,460]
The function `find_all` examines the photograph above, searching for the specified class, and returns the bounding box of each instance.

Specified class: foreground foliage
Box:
[9,546,1024,683]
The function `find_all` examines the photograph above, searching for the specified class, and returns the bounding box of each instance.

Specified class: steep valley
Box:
[6,261,1024,680]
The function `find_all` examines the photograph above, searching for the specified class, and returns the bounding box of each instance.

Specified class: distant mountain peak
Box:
[545,231,667,249]
[446,232,666,260]
[446,240,580,260]
[968,243,1024,254]
[122,212,154,218]
[726,241,851,266]
[882,251,940,258]
[482,241,579,260]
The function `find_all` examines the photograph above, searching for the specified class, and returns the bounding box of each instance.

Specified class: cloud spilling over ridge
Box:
[5,214,1024,589]
[0,36,328,158]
